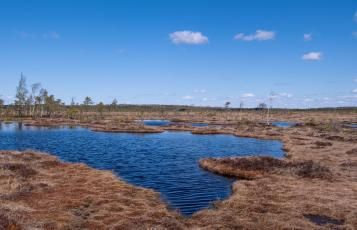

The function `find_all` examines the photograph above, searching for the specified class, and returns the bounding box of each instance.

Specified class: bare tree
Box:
[0,97,4,118]
[29,83,41,117]
[15,73,28,117]
[224,101,231,121]
[266,91,276,125]
[239,101,244,121]
[38,88,47,117]
[71,97,76,106]
[111,98,118,111]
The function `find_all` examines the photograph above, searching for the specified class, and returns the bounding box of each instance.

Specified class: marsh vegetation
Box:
[0,76,356,229]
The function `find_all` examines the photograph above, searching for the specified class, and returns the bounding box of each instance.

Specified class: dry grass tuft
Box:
[200,156,332,180]
[0,163,37,178]
[314,141,333,148]
[346,148,357,155]
[304,214,345,226]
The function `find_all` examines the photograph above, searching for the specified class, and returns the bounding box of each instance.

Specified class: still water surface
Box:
[143,120,171,126]
[0,122,284,215]
[272,121,297,128]
[143,120,209,127]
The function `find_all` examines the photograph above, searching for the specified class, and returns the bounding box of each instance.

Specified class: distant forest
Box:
[0,75,356,119]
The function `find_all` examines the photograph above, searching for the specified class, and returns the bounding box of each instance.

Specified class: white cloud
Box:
[15,30,60,40]
[170,31,208,45]
[14,30,36,39]
[352,88,357,93]
[278,92,293,98]
[194,89,206,93]
[234,30,275,41]
[303,33,312,41]
[302,52,322,61]
[354,78,357,83]
[43,31,60,39]
[115,48,125,54]
[202,97,208,101]
[182,95,194,100]
[338,94,357,99]
[241,93,255,98]
[270,95,278,99]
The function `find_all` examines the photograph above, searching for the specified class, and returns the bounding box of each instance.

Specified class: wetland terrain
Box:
[0,109,356,229]
[2,1,357,229]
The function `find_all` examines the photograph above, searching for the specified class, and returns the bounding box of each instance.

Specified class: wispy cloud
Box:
[339,94,357,99]
[170,31,208,45]
[43,31,60,39]
[15,30,60,40]
[352,88,357,93]
[302,52,322,61]
[354,11,357,22]
[278,92,293,98]
[303,33,312,41]
[241,93,255,98]
[115,48,125,54]
[304,98,314,102]
[14,30,36,39]
[194,89,206,93]
[234,30,275,41]
[353,32,357,38]
[182,95,194,100]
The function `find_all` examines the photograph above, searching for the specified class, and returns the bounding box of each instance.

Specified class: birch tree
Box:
[15,73,28,117]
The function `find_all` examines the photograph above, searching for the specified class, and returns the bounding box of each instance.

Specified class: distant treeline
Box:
[0,75,356,119]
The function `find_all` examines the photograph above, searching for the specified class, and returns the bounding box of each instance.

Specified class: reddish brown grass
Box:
[2,111,356,229]
[0,151,185,229]
[200,156,333,180]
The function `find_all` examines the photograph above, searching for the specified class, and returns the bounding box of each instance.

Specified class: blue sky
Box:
[0,0,356,108]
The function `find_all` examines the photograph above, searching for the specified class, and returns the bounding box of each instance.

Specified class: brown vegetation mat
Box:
[0,151,184,229]
[23,118,164,134]
[192,123,357,229]
[199,156,332,180]
[90,125,163,133]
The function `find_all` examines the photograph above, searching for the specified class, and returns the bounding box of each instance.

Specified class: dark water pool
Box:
[344,123,357,129]
[143,120,171,126]
[272,121,297,128]
[0,122,284,215]
[191,123,209,127]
